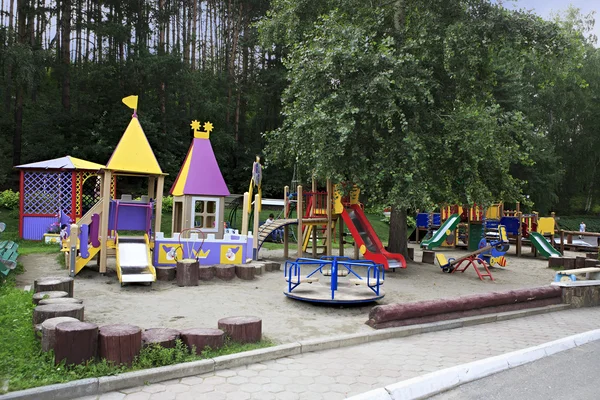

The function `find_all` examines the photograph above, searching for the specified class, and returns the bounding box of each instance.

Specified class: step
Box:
[121,273,154,283]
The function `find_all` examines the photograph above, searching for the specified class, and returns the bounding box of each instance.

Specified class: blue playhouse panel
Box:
[416,213,429,228]
[22,216,57,240]
[109,201,151,231]
[433,213,441,226]
[500,217,520,235]
[486,220,500,229]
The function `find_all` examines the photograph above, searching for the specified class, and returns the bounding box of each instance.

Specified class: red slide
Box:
[340,204,406,270]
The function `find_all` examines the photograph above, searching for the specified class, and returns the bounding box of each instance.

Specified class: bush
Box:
[162,195,173,213]
[0,190,19,210]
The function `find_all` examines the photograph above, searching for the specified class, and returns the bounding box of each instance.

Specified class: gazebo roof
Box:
[105,116,163,175]
[170,121,230,197]
[15,156,104,171]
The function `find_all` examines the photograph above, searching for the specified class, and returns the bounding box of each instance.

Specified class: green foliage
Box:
[0,190,19,210]
[162,196,174,213]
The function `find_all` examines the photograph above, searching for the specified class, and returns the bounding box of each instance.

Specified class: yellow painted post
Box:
[241,192,249,236]
[253,194,260,260]
[99,170,112,274]
[297,185,303,259]
[283,186,289,259]
[326,179,332,256]
[154,175,165,238]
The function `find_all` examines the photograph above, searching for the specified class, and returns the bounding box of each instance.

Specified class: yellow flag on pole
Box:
[122,95,138,110]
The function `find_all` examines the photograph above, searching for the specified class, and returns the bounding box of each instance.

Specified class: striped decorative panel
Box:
[23,216,57,240]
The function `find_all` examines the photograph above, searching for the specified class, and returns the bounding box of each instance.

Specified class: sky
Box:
[497,0,600,40]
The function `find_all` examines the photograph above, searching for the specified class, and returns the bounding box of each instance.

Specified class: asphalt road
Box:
[431,340,600,400]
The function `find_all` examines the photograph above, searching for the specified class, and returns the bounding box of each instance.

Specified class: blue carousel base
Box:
[283,281,385,304]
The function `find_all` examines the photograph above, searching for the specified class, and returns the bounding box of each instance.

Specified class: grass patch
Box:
[0,268,273,394]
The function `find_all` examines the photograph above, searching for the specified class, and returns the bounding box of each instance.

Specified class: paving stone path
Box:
[78,307,600,400]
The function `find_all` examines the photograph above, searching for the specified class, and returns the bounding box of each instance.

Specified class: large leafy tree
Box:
[259,0,577,253]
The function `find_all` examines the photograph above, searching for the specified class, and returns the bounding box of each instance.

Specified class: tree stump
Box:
[407,248,415,261]
[235,265,255,280]
[215,265,236,280]
[422,250,435,264]
[33,304,84,326]
[54,321,98,365]
[264,262,281,273]
[177,259,199,287]
[34,277,74,297]
[218,316,262,344]
[576,256,586,269]
[180,328,225,354]
[198,265,216,281]
[39,298,83,306]
[548,257,564,269]
[41,317,79,352]
[142,328,180,349]
[32,291,69,305]
[156,267,176,281]
[587,252,599,259]
[98,324,142,366]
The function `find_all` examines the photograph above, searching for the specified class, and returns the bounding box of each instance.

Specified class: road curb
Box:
[0,303,571,400]
[347,328,600,400]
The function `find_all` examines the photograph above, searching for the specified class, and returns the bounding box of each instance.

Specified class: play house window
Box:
[192,197,219,232]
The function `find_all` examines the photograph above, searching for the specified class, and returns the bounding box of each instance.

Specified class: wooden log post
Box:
[563,258,576,269]
[547,257,564,269]
[54,321,98,365]
[585,259,600,268]
[180,328,225,354]
[142,328,181,349]
[407,248,415,261]
[176,259,199,287]
[235,265,255,280]
[576,256,586,269]
[422,250,436,264]
[41,317,79,352]
[98,324,142,366]
[215,265,236,280]
[33,304,84,326]
[39,298,83,306]
[156,267,176,281]
[198,265,216,281]
[34,277,74,297]
[217,316,262,344]
[33,291,69,305]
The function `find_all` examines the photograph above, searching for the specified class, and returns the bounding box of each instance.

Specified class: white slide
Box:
[117,236,155,283]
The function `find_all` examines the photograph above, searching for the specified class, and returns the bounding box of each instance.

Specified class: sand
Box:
[16,244,581,343]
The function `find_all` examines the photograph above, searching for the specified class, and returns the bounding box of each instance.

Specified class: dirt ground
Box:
[16,244,579,344]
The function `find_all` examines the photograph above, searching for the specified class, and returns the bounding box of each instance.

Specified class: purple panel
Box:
[23,216,57,240]
[183,138,230,196]
[90,214,100,247]
[109,201,152,231]
[246,236,254,261]
[15,156,74,170]
[80,225,89,258]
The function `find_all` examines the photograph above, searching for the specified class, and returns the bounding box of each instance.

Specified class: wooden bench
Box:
[285,276,319,284]
[555,267,600,282]
[0,240,19,276]
[349,278,384,286]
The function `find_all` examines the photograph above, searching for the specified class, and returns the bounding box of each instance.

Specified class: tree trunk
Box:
[41,316,79,352]
[142,328,180,348]
[33,303,84,325]
[191,0,197,69]
[176,259,199,286]
[61,0,71,111]
[33,291,69,305]
[180,328,225,354]
[215,265,236,280]
[388,206,408,256]
[34,276,75,297]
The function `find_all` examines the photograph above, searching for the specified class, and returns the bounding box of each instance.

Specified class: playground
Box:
[15,243,565,343]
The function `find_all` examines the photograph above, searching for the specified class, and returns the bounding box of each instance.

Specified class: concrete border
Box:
[0,303,571,400]
[347,328,600,400]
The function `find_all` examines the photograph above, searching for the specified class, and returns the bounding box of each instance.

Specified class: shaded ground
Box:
[16,244,573,343]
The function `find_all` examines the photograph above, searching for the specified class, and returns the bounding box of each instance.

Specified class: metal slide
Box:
[420,214,461,250]
[116,235,156,284]
[529,231,562,258]
[340,204,406,270]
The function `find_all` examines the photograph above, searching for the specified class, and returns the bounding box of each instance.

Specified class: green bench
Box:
[0,240,19,276]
